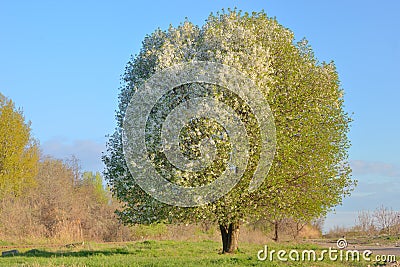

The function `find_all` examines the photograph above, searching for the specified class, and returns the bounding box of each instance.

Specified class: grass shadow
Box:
[3,248,131,258]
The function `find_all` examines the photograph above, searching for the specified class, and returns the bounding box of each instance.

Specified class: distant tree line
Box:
[0,93,130,242]
[0,157,131,242]
[355,206,400,236]
[327,206,400,238]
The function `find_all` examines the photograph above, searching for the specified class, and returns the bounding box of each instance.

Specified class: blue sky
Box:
[1,0,399,231]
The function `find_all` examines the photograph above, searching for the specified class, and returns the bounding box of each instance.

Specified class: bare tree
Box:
[373,206,398,235]
[356,210,375,236]
[283,218,307,240]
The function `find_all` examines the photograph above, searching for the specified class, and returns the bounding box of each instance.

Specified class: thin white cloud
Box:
[41,138,105,172]
[324,211,358,232]
[350,160,400,178]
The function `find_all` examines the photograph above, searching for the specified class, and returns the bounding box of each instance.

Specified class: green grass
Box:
[0,240,374,266]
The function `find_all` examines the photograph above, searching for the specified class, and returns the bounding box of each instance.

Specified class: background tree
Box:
[356,210,376,235]
[0,93,39,198]
[81,171,109,204]
[34,158,78,239]
[373,205,399,235]
[104,9,355,253]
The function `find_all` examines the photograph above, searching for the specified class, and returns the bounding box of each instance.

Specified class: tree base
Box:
[219,222,240,253]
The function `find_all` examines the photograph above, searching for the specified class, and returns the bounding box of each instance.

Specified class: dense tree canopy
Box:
[0,93,39,197]
[104,10,355,253]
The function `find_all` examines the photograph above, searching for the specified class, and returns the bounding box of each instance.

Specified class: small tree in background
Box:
[373,205,399,235]
[81,171,109,204]
[104,9,355,253]
[356,210,376,236]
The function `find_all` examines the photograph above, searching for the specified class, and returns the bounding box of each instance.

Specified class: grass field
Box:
[0,240,379,267]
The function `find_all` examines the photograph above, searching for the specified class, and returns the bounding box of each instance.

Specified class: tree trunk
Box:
[272,221,279,242]
[219,222,240,253]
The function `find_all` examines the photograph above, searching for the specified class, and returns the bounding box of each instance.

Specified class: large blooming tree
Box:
[103,10,355,253]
